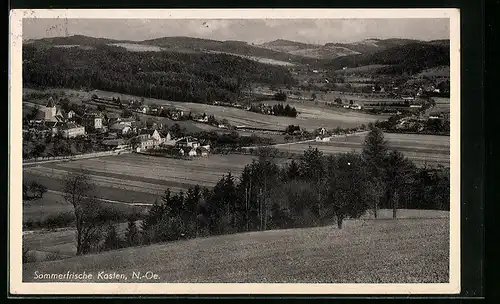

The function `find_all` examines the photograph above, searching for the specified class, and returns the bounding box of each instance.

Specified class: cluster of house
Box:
[395,111,450,131]
[24,98,105,139]
[131,131,210,157]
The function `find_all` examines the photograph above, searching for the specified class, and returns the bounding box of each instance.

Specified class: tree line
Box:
[60,127,449,256]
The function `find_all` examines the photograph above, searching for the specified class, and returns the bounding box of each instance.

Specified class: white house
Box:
[67,110,76,119]
[188,148,197,157]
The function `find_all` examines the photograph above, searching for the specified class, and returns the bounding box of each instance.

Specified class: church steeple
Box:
[45,97,56,108]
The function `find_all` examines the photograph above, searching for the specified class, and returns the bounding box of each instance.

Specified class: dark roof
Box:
[44,121,58,128]
[139,129,156,135]
[83,112,104,118]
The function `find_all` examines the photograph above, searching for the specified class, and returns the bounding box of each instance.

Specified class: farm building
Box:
[61,122,86,138]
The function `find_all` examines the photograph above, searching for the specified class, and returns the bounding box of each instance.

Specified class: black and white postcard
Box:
[9,8,460,295]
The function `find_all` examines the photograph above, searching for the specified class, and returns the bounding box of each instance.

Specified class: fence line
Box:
[23,149,131,165]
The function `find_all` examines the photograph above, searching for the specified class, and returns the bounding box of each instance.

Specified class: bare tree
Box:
[62,171,105,255]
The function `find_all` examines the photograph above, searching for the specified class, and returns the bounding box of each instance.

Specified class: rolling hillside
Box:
[260,38,424,59]
[23,214,449,283]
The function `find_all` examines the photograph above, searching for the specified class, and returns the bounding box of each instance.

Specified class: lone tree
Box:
[361,127,388,218]
[323,153,371,229]
[62,171,105,255]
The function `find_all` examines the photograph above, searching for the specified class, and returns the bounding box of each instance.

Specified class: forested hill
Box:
[24,35,124,46]
[324,42,450,74]
[27,35,324,66]
[22,43,297,104]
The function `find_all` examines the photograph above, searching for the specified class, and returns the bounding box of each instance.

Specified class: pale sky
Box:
[23,18,450,44]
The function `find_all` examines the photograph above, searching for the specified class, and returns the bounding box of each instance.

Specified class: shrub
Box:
[29,181,48,199]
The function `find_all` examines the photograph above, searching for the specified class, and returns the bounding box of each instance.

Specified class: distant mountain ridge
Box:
[25,35,450,67]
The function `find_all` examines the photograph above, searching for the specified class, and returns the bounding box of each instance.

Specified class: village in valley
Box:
[20,17,452,285]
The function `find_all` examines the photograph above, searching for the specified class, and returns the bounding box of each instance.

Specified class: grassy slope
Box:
[23,214,449,283]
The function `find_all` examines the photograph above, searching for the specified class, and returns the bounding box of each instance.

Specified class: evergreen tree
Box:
[103,223,122,251]
[361,127,388,218]
[141,198,165,232]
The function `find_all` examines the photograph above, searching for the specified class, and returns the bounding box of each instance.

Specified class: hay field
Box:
[23,214,449,283]
[276,133,450,166]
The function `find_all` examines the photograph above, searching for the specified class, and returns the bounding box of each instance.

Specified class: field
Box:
[92,90,388,131]
[22,87,389,132]
[23,153,262,204]
[334,64,391,74]
[276,133,450,166]
[109,43,164,52]
[23,212,449,283]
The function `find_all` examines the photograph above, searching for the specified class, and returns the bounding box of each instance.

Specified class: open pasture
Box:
[277,133,450,166]
[23,214,449,283]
